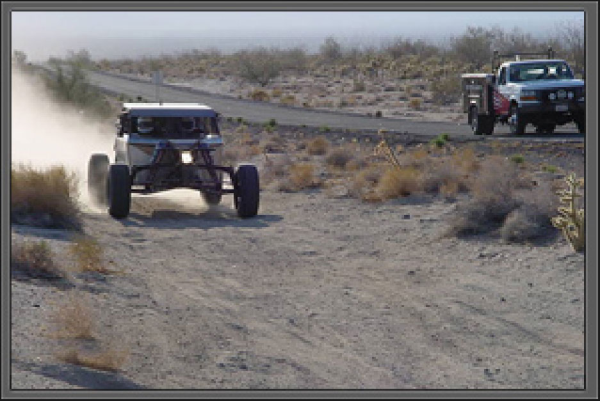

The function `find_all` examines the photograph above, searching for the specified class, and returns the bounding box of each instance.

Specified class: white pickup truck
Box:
[462,49,585,135]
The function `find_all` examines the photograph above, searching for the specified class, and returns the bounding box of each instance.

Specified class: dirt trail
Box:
[11,189,584,390]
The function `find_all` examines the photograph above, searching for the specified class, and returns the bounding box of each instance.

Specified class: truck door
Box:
[493,66,511,116]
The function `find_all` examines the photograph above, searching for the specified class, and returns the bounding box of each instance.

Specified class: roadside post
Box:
[152,70,163,102]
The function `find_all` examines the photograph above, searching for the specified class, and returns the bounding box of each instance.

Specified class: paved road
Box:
[86,70,582,140]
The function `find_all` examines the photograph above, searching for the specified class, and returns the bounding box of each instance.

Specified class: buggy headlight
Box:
[181,151,193,164]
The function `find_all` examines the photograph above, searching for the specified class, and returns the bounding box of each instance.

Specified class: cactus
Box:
[551,173,585,252]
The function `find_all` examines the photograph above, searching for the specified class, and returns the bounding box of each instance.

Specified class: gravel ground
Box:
[11,186,585,390]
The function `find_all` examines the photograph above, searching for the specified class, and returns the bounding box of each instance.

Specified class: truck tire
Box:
[470,106,494,136]
[234,165,259,218]
[535,124,556,134]
[575,115,585,134]
[88,154,109,206]
[202,192,222,206]
[509,104,527,135]
[108,164,131,219]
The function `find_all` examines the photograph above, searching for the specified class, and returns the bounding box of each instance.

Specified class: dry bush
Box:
[306,136,330,155]
[249,89,271,102]
[409,98,422,110]
[12,240,64,279]
[420,159,468,196]
[501,181,559,243]
[447,156,521,236]
[271,88,283,98]
[280,95,296,106]
[376,166,422,200]
[49,291,95,339]
[68,235,118,274]
[452,146,480,174]
[262,153,291,186]
[11,164,81,230]
[288,163,319,190]
[57,344,129,372]
[325,146,355,169]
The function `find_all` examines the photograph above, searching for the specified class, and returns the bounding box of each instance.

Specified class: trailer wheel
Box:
[234,165,259,218]
[108,164,131,219]
[469,107,482,135]
[470,107,494,136]
[88,154,109,206]
[509,104,527,135]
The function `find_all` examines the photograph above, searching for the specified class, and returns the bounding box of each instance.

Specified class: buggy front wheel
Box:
[233,165,259,218]
[108,164,131,219]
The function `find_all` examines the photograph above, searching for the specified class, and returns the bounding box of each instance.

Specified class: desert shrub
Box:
[349,164,386,200]
[421,159,467,196]
[307,136,330,155]
[286,163,319,191]
[50,291,95,339]
[57,345,129,372]
[249,89,271,102]
[11,240,63,279]
[352,79,366,92]
[11,164,81,230]
[448,157,521,236]
[510,154,526,164]
[430,76,461,105]
[409,98,422,110]
[271,88,283,98]
[325,146,355,169]
[452,146,480,174]
[376,167,422,200]
[69,235,118,274]
[319,36,343,62]
[501,181,559,243]
[234,47,283,87]
[280,95,296,106]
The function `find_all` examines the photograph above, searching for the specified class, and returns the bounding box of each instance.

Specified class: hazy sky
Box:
[12,11,585,61]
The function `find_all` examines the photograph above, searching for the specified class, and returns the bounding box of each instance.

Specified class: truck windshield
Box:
[509,62,574,82]
[132,116,220,138]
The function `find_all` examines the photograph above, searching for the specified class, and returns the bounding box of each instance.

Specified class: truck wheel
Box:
[481,116,495,135]
[575,115,585,134]
[509,104,527,135]
[108,164,131,219]
[234,165,259,218]
[88,154,109,206]
[202,192,222,206]
[535,124,556,134]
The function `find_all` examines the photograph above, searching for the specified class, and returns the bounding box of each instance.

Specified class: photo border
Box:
[2,1,597,399]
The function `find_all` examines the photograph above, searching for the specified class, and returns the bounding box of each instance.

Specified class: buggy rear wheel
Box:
[88,154,109,206]
[234,165,259,218]
[202,192,222,206]
[108,164,131,219]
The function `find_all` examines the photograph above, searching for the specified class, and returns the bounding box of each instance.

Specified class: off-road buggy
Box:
[88,103,259,219]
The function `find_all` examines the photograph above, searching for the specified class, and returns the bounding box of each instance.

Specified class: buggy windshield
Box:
[132,116,220,138]
[509,62,575,82]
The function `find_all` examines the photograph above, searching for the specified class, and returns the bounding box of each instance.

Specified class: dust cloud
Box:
[11,68,114,210]
[11,68,217,215]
